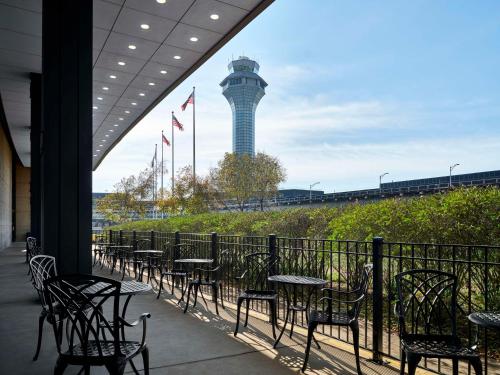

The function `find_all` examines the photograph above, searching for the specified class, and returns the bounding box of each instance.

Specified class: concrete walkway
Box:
[0,243,398,375]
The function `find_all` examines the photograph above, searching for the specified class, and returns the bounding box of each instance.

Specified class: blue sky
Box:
[93,0,500,193]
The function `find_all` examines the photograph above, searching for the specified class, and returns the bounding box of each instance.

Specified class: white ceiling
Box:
[0,0,272,169]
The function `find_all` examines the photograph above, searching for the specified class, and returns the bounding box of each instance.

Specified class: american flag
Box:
[162,134,170,146]
[172,114,184,131]
[181,91,194,111]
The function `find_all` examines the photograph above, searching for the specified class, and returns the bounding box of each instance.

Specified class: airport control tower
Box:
[220,56,267,156]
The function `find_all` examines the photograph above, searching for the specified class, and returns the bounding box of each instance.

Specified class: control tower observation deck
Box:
[220,56,267,156]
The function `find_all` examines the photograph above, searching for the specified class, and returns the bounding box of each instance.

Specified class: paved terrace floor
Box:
[0,243,401,375]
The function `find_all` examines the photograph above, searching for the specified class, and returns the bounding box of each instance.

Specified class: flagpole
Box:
[154,143,158,219]
[192,86,196,189]
[171,111,175,194]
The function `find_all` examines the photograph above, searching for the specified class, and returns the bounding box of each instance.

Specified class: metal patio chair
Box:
[395,269,482,375]
[156,243,193,300]
[44,274,150,375]
[234,252,280,338]
[183,250,229,315]
[29,254,61,361]
[302,264,373,374]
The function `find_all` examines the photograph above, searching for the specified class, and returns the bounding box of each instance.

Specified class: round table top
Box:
[268,275,327,287]
[106,245,134,248]
[84,280,152,296]
[174,258,213,264]
[468,312,500,330]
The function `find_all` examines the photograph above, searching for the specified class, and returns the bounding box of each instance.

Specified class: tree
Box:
[96,167,155,222]
[253,152,287,211]
[211,152,287,211]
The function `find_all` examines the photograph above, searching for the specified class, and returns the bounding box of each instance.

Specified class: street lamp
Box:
[379,172,389,190]
[449,163,460,188]
[309,181,320,203]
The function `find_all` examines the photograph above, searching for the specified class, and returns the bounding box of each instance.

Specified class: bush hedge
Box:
[108,187,500,245]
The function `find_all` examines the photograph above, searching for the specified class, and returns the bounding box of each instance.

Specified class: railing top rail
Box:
[384,241,500,248]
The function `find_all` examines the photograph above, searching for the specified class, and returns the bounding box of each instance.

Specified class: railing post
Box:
[119,230,123,246]
[109,229,113,244]
[372,236,384,363]
[211,232,218,266]
[132,230,137,250]
[150,230,155,249]
[174,231,180,260]
[268,234,277,276]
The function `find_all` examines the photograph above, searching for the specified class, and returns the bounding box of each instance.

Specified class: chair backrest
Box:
[44,274,122,358]
[395,269,457,338]
[352,263,373,318]
[27,236,37,251]
[242,252,279,292]
[29,255,57,307]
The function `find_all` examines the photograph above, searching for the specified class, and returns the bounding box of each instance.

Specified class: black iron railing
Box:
[96,229,500,375]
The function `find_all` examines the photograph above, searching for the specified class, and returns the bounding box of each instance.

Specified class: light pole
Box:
[379,172,389,190]
[449,163,460,188]
[309,181,320,203]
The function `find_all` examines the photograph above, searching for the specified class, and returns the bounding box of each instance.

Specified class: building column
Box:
[41,0,92,274]
[30,73,41,241]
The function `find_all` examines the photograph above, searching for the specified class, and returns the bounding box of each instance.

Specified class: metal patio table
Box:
[268,275,327,348]
[468,312,500,372]
[133,250,164,283]
[84,280,152,339]
[174,258,214,303]
[106,245,134,275]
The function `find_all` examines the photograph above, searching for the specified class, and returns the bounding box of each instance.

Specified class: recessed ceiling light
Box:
[93,106,98,109]
[160,70,167,74]
[210,14,219,20]
[156,0,166,3]
[131,102,137,106]
[128,44,136,50]
[148,82,155,86]
[97,97,103,101]
[190,36,199,42]
[118,61,126,66]
[96,149,101,152]
[105,135,109,137]
[119,117,124,121]
[93,154,97,157]
[173,55,181,60]
[109,75,117,79]
[102,140,106,142]
[125,110,130,114]
[99,144,103,147]
[139,93,145,96]
[113,124,119,127]
[102,86,109,91]
[109,130,114,132]
[140,24,150,30]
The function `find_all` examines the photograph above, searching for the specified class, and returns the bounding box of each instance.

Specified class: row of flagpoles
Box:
[151,87,195,208]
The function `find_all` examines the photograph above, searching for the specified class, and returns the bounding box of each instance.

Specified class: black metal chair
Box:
[29,254,61,361]
[44,274,150,375]
[234,252,280,338]
[183,250,229,315]
[26,236,38,264]
[156,243,193,300]
[302,264,373,374]
[395,269,482,375]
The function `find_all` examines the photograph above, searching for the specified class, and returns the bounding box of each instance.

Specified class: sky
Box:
[92,0,500,194]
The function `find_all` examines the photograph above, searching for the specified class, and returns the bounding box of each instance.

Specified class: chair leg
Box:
[212,283,219,315]
[406,353,421,375]
[269,299,277,339]
[141,346,150,375]
[234,298,244,336]
[350,321,362,375]
[219,283,225,309]
[289,309,296,338]
[184,283,193,313]
[171,275,175,294]
[302,321,318,372]
[244,300,250,327]
[156,274,164,299]
[33,312,46,361]
[452,358,459,375]
[470,357,483,375]
[84,365,90,375]
[193,283,199,308]
[399,349,406,375]
[105,359,127,375]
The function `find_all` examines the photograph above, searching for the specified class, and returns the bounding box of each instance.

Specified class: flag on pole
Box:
[172,114,184,131]
[151,148,157,167]
[162,134,170,146]
[181,91,194,111]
